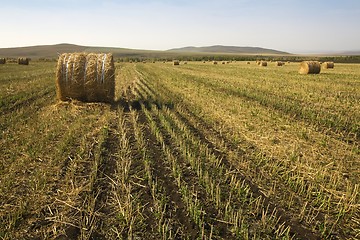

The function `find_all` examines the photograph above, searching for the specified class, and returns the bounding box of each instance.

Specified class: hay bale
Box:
[298,61,321,74]
[56,53,115,103]
[183,61,187,65]
[18,57,29,65]
[260,61,267,67]
[275,61,284,66]
[247,62,250,64]
[322,61,334,69]
[213,61,218,65]
[0,58,6,64]
[173,60,179,65]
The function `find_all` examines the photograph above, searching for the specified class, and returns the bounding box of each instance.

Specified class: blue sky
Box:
[1,0,359,53]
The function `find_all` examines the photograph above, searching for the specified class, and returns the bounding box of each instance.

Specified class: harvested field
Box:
[0,61,359,239]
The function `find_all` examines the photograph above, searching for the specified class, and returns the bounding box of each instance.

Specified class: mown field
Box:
[0,60,359,239]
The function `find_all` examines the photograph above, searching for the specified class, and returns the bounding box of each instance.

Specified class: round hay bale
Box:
[173,60,179,65]
[18,57,29,65]
[322,61,334,69]
[260,61,267,67]
[247,62,250,64]
[56,53,115,103]
[183,61,187,64]
[298,61,321,74]
[213,61,218,65]
[0,58,6,64]
[275,61,284,66]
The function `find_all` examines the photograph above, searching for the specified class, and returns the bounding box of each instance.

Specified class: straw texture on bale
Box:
[173,60,179,65]
[298,61,321,74]
[18,57,29,65]
[56,53,115,103]
[322,62,334,69]
[0,58,5,64]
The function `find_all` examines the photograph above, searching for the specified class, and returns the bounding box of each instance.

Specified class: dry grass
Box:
[1,61,359,239]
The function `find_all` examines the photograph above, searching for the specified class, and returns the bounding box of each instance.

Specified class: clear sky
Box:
[1,0,359,54]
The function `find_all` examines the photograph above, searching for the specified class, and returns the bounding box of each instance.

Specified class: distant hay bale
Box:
[222,61,225,64]
[322,61,334,69]
[56,53,115,103]
[0,58,6,64]
[18,57,29,65]
[213,61,218,65]
[247,62,250,64]
[275,61,284,66]
[260,61,267,67]
[173,60,179,65]
[183,61,187,64]
[298,61,321,74]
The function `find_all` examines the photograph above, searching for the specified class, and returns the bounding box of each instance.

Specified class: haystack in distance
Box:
[299,61,321,74]
[56,53,115,103]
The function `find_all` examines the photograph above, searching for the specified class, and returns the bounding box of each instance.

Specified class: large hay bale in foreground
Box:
[18,57,29,65]
[322,61,334,69]
[0,58,6,64]
[173,60,179,65]
[299,61,321,74]
[56,53,115,102]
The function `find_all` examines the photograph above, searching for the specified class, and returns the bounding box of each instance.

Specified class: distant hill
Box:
[0,43,292,59]
[0,44,87,58]
[338,50,360,56]
[0,43,163,59]
[168,45,290,55]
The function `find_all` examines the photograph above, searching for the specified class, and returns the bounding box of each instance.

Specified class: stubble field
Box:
[0,60,359,239]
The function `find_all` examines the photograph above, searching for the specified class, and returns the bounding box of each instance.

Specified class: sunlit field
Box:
[1,61,359,239]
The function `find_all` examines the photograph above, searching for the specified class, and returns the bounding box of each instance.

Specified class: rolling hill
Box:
[0,43,290,59]
[167,45,289,55]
